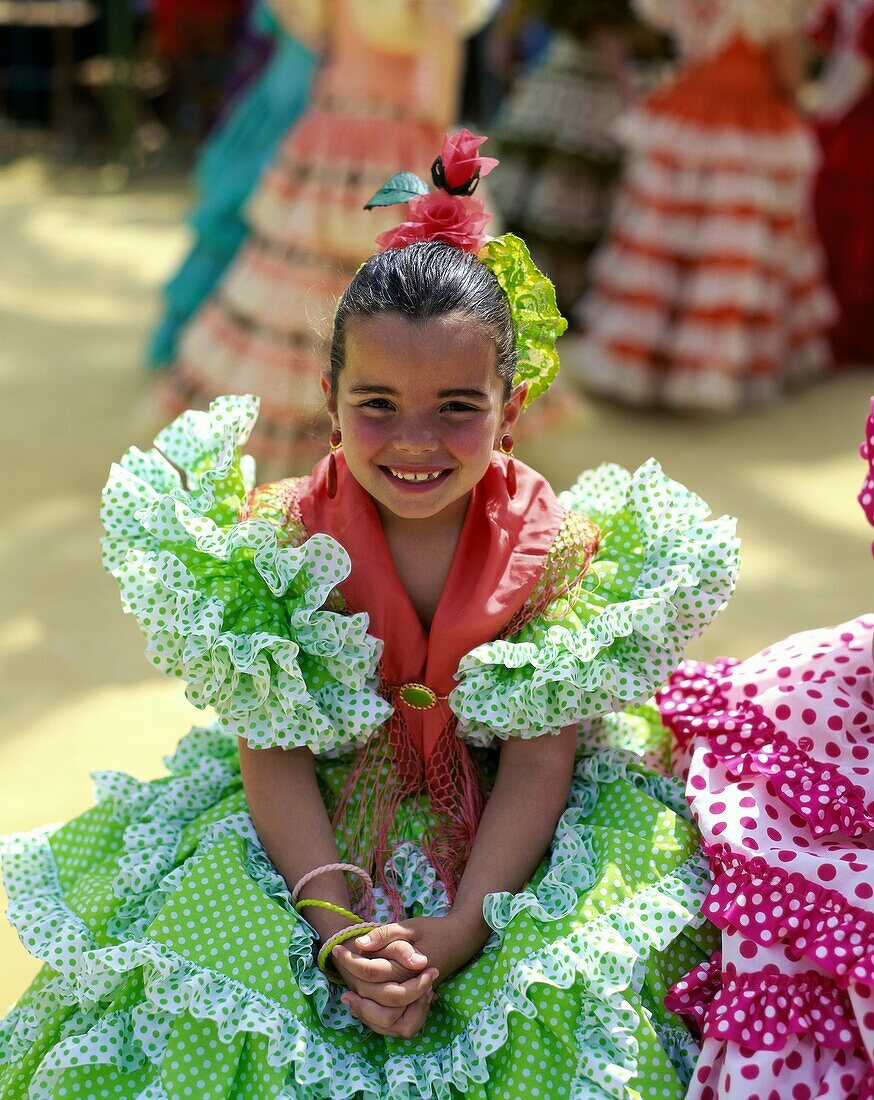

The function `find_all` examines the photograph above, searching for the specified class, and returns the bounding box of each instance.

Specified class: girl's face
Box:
[323,313,526,524]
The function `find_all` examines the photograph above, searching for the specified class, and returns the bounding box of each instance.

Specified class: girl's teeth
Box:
[388,468,442,482]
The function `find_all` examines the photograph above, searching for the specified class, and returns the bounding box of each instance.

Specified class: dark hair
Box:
[329,240,516,399]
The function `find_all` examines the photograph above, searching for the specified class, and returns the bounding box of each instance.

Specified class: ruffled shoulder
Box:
[451,460,739,744]
[101,395,392,754]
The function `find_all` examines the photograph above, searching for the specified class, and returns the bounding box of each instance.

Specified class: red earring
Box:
[498,433,516,498]
[326,429,342,499]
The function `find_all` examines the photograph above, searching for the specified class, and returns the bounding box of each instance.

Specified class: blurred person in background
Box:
[150,0,248,142]
[489,0,671,316]
[155,0,502,472]
[811,0,874,368]
[146,3,317,367]
[570,0,836,413]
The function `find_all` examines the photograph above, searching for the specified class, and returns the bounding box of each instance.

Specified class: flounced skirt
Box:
[147,33,318,370]
[659,617,874,1098]
[573,36,836,412]
[1,719,712,1100]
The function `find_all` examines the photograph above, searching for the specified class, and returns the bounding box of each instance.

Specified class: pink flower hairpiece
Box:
[362,129,568,409]
[365,128,498,255]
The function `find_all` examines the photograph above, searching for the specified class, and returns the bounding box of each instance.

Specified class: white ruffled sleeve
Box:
[450,460,740,745]
[101,395,392,755]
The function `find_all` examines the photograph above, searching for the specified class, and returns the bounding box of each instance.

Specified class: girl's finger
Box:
[354,923,416,951]
[342,991,432,1039]
[376,939,429,970]
[341,991,406,1031]
[357,968,438,1009]
[332,944,420,984]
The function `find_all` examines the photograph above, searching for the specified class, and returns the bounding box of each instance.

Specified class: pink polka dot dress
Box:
[658,399,874,1098]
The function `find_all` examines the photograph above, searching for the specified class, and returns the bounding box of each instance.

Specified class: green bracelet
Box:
[295,899,363,925]
[317,923,378,982]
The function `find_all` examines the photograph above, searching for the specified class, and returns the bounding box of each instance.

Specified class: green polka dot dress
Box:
[0,396,740,1100]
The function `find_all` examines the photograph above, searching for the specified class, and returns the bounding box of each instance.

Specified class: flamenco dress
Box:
[654,398,874,1098]
[147,5,317,369]
[490,1,670,315]
[158,0,499,468]
[812,0,874,366]
[0,393,740,1099]
[573,0,836,411]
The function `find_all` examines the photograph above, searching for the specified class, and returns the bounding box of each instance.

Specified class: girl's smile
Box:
[323,312,525,527]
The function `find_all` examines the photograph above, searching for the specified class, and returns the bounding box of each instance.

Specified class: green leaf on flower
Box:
[480,233,568,407]
[364,172,431,209]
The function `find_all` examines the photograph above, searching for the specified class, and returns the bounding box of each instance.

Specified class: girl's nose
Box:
[394,419,439,453]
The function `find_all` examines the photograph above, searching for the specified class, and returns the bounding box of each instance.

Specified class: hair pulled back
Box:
[329,240,516,399]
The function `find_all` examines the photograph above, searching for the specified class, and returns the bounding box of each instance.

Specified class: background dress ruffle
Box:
[490,5,671,315]
[812,0,874,365]
[0,396,742,1099]
[571,0,836,411]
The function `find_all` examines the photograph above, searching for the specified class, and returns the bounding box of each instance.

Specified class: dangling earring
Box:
[498,433,516,498]
[326,429,342,499]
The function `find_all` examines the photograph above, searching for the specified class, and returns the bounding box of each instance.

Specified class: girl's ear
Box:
[499,381,528,436]
[320,371,339,426]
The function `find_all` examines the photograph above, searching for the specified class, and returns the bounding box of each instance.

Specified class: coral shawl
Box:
[299,451,566,904]
[300,451,565,758]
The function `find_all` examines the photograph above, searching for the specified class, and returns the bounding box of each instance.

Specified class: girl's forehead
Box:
[342,313,501,393]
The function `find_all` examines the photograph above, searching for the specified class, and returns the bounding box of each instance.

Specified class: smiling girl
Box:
[0,138,740,1098]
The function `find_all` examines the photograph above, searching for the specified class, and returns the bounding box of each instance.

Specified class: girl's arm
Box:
[238,741,435,992]
[241,736,442,1036]
[353,725,578,980]
[238,741,356,946]
[450,724,578,952]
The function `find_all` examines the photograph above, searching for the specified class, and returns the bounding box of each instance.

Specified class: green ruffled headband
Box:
[364,129,567,408]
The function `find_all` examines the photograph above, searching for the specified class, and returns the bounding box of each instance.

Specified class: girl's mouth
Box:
[381,466,452,490]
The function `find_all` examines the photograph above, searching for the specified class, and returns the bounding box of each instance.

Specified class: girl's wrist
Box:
[300,904,362,946]
[444,904,490,954]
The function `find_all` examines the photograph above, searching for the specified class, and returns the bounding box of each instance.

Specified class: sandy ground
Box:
[0,156,871,1010]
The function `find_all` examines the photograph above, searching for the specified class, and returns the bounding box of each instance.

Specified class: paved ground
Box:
[1,156,871,1006]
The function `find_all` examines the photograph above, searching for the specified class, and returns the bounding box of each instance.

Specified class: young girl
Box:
[572,0,836,411]
[0,140,740,1099]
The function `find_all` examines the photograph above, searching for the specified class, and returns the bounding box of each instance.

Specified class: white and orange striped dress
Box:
[572,0,836,411]
[159,0,499,469]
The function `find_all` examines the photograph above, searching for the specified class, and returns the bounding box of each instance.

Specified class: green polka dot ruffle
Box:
[451,459,740,745]
[100,395,391,754]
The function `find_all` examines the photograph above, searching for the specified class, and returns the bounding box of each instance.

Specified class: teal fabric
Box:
[147,26,316,368]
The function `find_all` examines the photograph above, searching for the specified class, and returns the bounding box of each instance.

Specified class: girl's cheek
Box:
[443,418,498,455]
[344,413,392,447]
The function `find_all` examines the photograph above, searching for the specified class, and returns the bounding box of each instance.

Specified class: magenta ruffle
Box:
[667,951,863,1052]
[860,395,874,549]
[658,660,874,838]
[702,847,874,990]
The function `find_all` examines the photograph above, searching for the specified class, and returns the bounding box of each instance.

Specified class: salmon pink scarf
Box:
[298,451,565,908]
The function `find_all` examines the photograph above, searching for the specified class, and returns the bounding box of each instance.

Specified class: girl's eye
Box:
[360,398,395,411]
[442,402,481,413]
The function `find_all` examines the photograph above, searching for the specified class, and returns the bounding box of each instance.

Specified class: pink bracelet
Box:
[291,862,374,906]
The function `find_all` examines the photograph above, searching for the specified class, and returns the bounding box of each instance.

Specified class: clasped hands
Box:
[329,914,478,1039]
